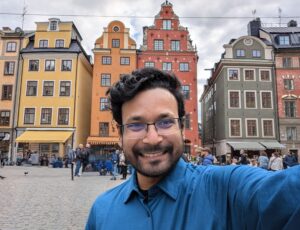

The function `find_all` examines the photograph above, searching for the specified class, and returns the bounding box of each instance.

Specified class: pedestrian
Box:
[283,150,298,168]
[201,147,213,166]
[110,149,119,180]
[86,67,300,229]
[82,143,92,172]
[257,151,269,170]
[74,144,84,177]
[268,152,283,171]
[119,150,127,180]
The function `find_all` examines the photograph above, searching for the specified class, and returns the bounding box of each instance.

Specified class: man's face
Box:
[120,88,184,178]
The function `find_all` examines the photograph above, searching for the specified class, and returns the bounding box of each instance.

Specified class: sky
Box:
[1,0,298,119]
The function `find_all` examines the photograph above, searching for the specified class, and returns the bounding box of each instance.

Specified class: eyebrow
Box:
[125,113,175,123]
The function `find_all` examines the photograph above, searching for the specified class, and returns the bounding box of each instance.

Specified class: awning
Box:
[227,142,266,151]
[260,141,285,149]
[16,131,72,143]
[87,136,119,145]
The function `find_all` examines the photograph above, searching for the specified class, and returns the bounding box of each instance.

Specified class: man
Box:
[74,144,84,177]
[82,143,92,172]
[283,151,298,168]
[86,68,300,229]
[110,149,119,180]
[201,147,214,166]
[257,151,269,170]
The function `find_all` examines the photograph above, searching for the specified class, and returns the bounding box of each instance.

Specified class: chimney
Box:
[287,20,297,27]
[247,18,261,37]
[2,27,12,31]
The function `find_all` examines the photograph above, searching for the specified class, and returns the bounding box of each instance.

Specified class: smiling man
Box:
[86,68,300,230]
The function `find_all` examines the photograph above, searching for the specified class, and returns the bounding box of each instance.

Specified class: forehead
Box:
[122,88,178,122]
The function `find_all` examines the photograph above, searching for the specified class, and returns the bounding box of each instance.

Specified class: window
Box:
[100,98,109,111]
[163,20,171,30]
[162,62,172,71]
[99,122,109,137]
[26,81,37,96]
[285,101,296,117]
[283,57,292,68]
[120,57,130,65]
[244,69,255,81]
[55,39,64,48]
[39,40,48,48]
[252,50,261,57]
[58,108,69,125]
[171,40,180,51]
[4,62,15,75]
[154,40,164,51]
[245,91,256,108]
[185,114,190,129]
[229,91,240,108]
[261,91,272,108]
[284,79,294,90]
[60,81,71,96]
[49,21,58,31]
[144,62,155,67]
[40,108,52,124]
[113,26,119,32]
[101,74,111,86]
[0,111,10,126]
[179,63,189,72]
[45,60,55,71]
[287,127,297,141]
[43,81,54,96]
[260,70,271,81]
[112,39,120,48]
[6,42,16,52]
[29,60,39,71]
[182,85,190,100]
[61,60,72,71]
[228,69,239,80]
[102,56,112,65]
[279,36,290,45]
[2,85,13,100]
[24,108,35,124]
[230,119,241,137]
[262,119,274,137]
[236,49,245,57]
[246,119,258,137]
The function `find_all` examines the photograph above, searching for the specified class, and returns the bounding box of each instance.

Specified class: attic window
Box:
[113,26,119,32]
[279,36,290,45]
[49,20,58,31]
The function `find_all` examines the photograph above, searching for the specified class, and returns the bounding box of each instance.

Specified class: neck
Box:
[137,173,162,190]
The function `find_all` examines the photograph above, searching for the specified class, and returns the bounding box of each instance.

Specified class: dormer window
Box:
[279,35,290,45]
[48,19,59,31]
[163,20,171,30]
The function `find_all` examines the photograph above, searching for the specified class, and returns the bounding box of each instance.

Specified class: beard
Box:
[126,142,182,178]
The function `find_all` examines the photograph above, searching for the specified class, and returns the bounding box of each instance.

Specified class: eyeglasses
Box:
[120,117,182,139]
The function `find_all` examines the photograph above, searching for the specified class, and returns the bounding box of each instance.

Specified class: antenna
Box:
[252,9,256,19]
[278,7,282,26]
[21,0,28,30]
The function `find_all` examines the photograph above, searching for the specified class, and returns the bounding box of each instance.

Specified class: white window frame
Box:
[144,62,155,67]
[48,20,59,31]
[236,49,245,57]
[244,90,257,109]
[57,107,70,125]
[45,59,55,71]
[252,50,261,57]
[245,118,259,137]
[39,39,48,48]
[162,62,172,71]
[243,69,256,81]
[26,80,38,97]
[23,107,36,125]
[59,80,72,97]
[55,39,64,48]
[42,80,55,97]
[260,90,273,109]
[228,68,240,81]
[163,20,171,30]
[228,90,241,109]
[229,118,242,138]
[261,119,275,138]
[259,69,271,82]
[40,107,53,125]
[28,59,39,71]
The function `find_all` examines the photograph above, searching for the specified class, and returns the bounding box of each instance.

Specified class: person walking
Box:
[257,151,269,170]
[110,149,119,180]
[269,152,283,171]
[201,148,214,166]
[119,150,127,180]
[283,150,298,168]
[82,143,92,173]
[74,144,84,177]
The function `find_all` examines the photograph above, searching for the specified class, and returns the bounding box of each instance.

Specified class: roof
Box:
[261,27,300,33]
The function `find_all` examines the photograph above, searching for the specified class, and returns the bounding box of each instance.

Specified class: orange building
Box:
[87,21,137,155]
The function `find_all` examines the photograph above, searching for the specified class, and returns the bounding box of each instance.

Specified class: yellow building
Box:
[0,27,32,162]
[14,18,92,161]
[87,21,137,155]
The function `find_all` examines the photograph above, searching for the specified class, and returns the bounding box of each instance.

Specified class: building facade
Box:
[137,1,200,156]
[201,35,283,158]
[249,19,300,158]
[0,27,32,161]
[87,21,137,155]
[14,18,92,160]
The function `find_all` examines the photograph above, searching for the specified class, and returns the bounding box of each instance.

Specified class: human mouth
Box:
[141,151,166,158]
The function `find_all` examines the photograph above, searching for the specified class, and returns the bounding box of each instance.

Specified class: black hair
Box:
[106,67,185,125]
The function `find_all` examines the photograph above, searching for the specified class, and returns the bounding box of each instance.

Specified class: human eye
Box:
[125,123,145,132]
[156,118,175,129]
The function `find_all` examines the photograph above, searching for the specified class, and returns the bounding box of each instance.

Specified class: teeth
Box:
[142,152,164,157]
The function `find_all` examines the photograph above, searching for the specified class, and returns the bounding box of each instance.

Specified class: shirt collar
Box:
[122,158,188,203]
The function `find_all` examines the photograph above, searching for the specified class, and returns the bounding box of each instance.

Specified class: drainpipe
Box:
[71,52,79,148]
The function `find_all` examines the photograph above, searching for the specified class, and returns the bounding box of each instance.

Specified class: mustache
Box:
[132,144,173,155]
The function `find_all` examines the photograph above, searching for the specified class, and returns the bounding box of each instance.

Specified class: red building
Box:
[137,1,200,156]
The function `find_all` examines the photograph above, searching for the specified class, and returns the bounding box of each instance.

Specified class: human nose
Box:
[142,123,163,144]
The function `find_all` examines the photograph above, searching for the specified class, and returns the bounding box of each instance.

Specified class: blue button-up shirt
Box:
[86,159,300,230]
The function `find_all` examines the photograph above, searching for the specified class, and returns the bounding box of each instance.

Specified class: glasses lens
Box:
[126,123,146,132]
[156,118,179,135]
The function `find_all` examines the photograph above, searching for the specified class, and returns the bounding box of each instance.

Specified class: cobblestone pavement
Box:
[0,166,124,230]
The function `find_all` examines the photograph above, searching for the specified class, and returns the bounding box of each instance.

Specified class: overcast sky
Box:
[1,0,298,118]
